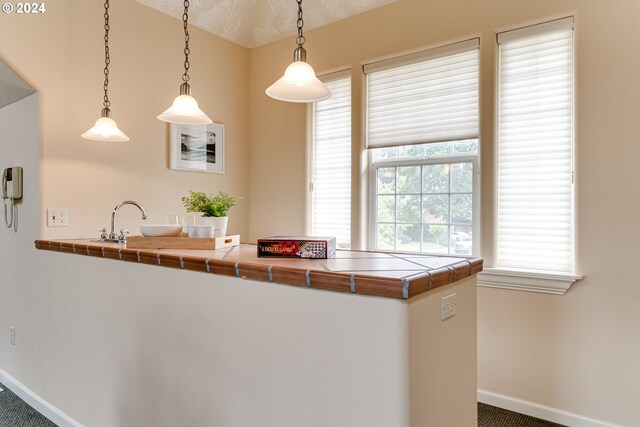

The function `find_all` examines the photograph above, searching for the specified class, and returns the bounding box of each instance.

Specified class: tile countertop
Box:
[34,239,483,300]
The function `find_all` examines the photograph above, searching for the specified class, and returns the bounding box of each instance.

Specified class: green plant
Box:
[181,190,238,217]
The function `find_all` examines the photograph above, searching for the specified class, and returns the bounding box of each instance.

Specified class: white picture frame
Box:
[169,122,224,173]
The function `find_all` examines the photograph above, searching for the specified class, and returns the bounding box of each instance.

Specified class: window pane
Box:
[424,142,454,157]
[397,224,421,252]
[451,194,472,224]
[397,166,421,194]
[372,139,478,163]
[374,160,474,256]
[453,139,478,154]
[451,162,473,193]
[374,146,399,161]
[423,225,449,254]
[399,144,425,159]
[397,195,421,223]
[422,195,449,223]
[377,224,395,250]
[451,227,473,255]
[377,195,396,222]
[377,167,395,194]
[423,164,449,193]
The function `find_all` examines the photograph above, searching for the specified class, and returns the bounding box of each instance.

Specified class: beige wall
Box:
[249,0,640,425]
[409,277,478,426]
[0,94,40,382]
[0,0,250,239]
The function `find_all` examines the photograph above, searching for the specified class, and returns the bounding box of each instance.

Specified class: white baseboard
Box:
[478,389,622,427]
[0,369,83,427]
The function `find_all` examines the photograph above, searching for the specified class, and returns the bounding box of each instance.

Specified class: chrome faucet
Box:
[102,200,147,242]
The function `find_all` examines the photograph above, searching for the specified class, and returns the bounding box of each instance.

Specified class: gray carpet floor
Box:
[0,383,567,427]
[478,402,566,426]
[0,383,56,427]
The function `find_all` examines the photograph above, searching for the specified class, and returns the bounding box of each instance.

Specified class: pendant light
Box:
[82,0,129,142]
[158,0,212,125]
[266,0,331,103]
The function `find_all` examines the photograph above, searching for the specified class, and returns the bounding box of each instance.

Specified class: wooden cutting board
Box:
[126,234,240,250]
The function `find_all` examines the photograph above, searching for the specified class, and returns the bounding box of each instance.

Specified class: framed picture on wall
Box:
[169,122,224,173]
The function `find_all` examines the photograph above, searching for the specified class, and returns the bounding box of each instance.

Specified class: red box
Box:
[257,236,336,259]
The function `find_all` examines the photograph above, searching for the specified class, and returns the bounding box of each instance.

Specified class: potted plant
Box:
[181,190,238,237]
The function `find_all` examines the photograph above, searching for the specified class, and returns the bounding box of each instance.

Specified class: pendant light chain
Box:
[157,0,211,124]
[296,0,305,48]
[83,0,129,141]
[265,0,332,103]
[102,0,111,110]
[182,0,191,83]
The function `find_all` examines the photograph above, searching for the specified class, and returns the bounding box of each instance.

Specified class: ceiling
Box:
[135,0,400,48]
[0,59,35,109]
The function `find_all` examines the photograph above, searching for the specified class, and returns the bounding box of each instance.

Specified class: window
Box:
[496,18,575,274]
[371,141,478,254]
[365,40,479,255]
[310,71,351,248]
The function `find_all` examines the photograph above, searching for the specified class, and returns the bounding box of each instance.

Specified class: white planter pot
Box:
[199,216,228,238]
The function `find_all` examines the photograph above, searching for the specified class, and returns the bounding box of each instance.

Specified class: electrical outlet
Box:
[47,208,68,227]
[10,326,15,346]
[441,293,456,320]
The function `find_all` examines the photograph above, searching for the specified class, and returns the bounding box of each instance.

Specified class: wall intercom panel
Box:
[2,166,23,200]
[2,166,23,231]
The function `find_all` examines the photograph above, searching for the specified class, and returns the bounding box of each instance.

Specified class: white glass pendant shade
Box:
[266,60,331,103]
[82,113,129,142]
[157,94,212,125]
[158,83,212,125]
[83,0,129,143]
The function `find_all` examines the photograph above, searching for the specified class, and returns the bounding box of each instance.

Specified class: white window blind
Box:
[311,71,351,248]
[364,39,479,149]
[497,17,574,273]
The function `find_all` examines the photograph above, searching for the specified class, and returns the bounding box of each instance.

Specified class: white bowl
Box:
[140,224,183,237]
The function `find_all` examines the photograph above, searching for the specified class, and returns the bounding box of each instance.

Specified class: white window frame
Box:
[368,150,480,256]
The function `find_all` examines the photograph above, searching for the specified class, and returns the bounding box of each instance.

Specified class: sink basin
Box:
[140,224,183,237]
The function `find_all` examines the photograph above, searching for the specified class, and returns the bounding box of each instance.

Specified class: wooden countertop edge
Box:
[34,239,483,300]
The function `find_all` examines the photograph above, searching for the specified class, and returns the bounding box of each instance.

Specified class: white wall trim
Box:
[478,389,622,427]
[477,268,583,295]
[0,369,83,427]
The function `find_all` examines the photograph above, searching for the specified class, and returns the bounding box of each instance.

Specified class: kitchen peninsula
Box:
[36,239,482,426]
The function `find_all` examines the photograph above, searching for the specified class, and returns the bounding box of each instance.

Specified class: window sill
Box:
[477,268,584,295]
